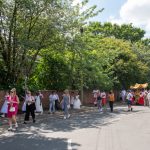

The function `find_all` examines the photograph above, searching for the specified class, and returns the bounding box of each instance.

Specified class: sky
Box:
[73,0,150,38]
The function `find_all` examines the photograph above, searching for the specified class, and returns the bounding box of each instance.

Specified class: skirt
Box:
[1,101,8,114]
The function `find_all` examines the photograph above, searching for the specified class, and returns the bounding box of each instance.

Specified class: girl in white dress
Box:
[0,91,9,117]
[35,92,43,114]
[73,93,81,109]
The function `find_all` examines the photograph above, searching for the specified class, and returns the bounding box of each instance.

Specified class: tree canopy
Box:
[0,0,150,92]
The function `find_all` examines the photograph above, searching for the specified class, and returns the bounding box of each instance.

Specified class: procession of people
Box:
[1,84,150,131]
[0,88,82,130]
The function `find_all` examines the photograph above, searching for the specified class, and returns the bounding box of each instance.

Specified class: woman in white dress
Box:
[0,91,9,117]
[73,93,81,109]
[35,92,43,114]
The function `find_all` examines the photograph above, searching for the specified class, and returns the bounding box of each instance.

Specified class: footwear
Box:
[12,128,16,131]
[15,123,18,128]
[33,120,36,123]
[131,108,133,111]
[1,114,5,118]
[67,114,70,118]
[8,127,12,131]
[64,116,66,119]
[23,122,27,124]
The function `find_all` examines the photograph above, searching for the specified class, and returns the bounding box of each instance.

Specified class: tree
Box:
[87,22,145,42]
[0,0,101,89]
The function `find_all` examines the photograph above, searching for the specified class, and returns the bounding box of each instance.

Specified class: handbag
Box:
[67,104,70,109]
[9,106,15,112]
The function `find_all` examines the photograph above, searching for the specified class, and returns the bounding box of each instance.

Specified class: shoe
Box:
[1,114,5,118]
[131,108,133,111]
[8,127,12,131]
[33,120,36,123]
[67,114,70,118]
[15,123,18,128]
[23,122,27,124]
[64,116,66,119]
[12,128,16,131]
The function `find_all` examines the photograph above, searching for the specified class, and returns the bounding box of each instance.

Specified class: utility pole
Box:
[80,27,84,104]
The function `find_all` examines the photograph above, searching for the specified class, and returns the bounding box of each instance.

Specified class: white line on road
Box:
[67,139,72,150]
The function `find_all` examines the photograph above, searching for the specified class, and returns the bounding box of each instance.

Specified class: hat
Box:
[10,88,16,92]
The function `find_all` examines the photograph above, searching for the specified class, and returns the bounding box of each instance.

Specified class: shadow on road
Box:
[0,133,80,150]
[17,105,143,133]
[0,105,145,150]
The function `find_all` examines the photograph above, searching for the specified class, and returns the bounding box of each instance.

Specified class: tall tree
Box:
[0,0,101,88]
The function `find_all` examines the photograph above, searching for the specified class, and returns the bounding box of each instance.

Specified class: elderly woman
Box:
[7,88,19,131]
[24,91,36,124]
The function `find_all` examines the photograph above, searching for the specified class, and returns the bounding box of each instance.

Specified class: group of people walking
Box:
[93,90,115,113]
[2,87,150,131]
[121,89,150,111]
[0,88,82,130]
[92,88,150,113]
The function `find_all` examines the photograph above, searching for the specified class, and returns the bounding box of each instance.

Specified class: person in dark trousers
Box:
[54,91,60,111]
[108,91,115,112]
[24,91,36,124]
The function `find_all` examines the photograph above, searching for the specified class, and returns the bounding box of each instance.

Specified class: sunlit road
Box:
[0,105,150,150]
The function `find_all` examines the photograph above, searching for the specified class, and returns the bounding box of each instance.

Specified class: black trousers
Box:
[55,100,59,110]
[24,104,35,121]
[109,101,114,112]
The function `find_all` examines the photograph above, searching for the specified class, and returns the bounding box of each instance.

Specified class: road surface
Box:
[0,105,150,150]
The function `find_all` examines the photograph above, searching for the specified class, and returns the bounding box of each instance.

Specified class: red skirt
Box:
[102,98,106,105]
[138,97,144,105]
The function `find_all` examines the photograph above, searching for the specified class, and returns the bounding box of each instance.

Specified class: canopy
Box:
[130,83,148,89]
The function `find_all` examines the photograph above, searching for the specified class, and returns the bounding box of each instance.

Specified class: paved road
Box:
[0,105,150,150]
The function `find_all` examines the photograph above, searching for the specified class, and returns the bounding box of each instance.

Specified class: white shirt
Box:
[101,92,106,98]
[121,90,126,96]
[127,93,133,101]
[49,94,59,101]
[147,93,150,100]
[25,95,34,105]
[53,94,59,101]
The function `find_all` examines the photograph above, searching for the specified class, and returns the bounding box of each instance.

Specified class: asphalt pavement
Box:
[0,104,150,150]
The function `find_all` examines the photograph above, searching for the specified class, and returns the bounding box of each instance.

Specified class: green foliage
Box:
[0,1,150,92]
[87,22,145,42]
[0,0,100,89]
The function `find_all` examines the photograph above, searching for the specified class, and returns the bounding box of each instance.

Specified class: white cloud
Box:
[109,0,150,38]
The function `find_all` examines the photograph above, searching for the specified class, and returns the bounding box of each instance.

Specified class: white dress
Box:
[22,101,26,112]
[73,95,81,109]
[35,96,43,113]
[1,96,8,114]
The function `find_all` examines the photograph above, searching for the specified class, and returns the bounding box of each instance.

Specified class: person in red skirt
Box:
[101,90,107,111]
[138,91,144,105]
[7,88,20,131]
